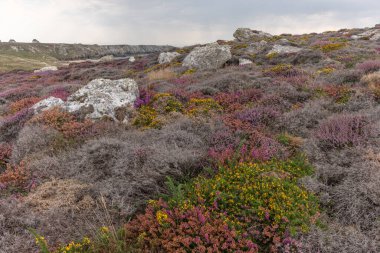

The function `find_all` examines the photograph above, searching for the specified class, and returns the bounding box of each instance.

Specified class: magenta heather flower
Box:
[356,60,380,73]
[134,88,154,108]
[315,114,371,148]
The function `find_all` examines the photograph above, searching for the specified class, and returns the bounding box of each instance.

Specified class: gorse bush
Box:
[263,64,301,77]
[121,157,317,252]
[315,114,371,148]
[186,97,222,116]
[133,105,160,128]
[152,93,184,114]
[182,159,318,233]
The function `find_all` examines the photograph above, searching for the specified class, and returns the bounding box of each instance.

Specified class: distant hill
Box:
[0,42,174,72]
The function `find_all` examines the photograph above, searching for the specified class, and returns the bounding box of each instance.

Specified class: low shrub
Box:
[152,93,183,114]
[0,162,29,191]
[29,107,94,139]
[177,159,317,234]
[125,200,259,252]
[0,143,12,170]
[49,88,70,101]
[322,85,353,104]
[0,108,34,142]
[356,60,380,73]
[186,98,222,116]
[215,89,262,112]
[263,64,302,78]
[315,114,371,148]
[313,42,346,52]
[132,105,160,128]
[237,106,280,127]
[8,97,41,114]
[134,88,154,108]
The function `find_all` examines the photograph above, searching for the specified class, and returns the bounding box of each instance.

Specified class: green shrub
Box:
[180,159,318,234]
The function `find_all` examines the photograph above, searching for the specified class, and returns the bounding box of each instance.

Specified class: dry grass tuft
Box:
[147,68,177,81]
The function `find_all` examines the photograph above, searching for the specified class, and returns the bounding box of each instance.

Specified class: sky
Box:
[0,0,379,46]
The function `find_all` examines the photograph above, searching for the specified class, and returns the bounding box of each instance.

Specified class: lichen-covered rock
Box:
[158,52,180,64]
[245,40,269,54]
[233,28,272,42]
[182,43,232,70]
[268,45,303,55]
[64,78,139,123]
[239,58,253,66]
[34,66,58,73]
[32,97,64,113]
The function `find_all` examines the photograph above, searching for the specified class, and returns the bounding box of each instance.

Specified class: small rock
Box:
[182,43,232,70]
[268,45,303,55]
[32,97,65,114]
[158,52,180,64]
[233,28,272,42]
[99,55,114,62]
[239,58,253,66]
[129,56,136,62]
[34,66,58,73]
[32,39,40,43]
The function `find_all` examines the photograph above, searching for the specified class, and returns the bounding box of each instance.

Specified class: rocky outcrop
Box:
[183,43,232,70]
[268,45,303,55]
[351,29,380,41]
[32,79,139,124]
[34,66,58,73]
[64,78,139,123]
[245,40,269,54]
[233,28,272,42]
[158,52,180,64]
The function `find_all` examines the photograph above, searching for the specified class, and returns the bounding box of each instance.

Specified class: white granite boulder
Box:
[32,79,139,123]
[233,28,272,42]
[182,43,232,70]
[63,78,139,123]
[158,52,180,64]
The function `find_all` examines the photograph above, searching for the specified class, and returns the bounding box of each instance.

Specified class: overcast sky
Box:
[0,0,379,46]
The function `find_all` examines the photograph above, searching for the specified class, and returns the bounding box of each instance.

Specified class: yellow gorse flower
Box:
[156,210,169,225]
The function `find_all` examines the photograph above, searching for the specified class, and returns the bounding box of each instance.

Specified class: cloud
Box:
[0,0,378,46]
